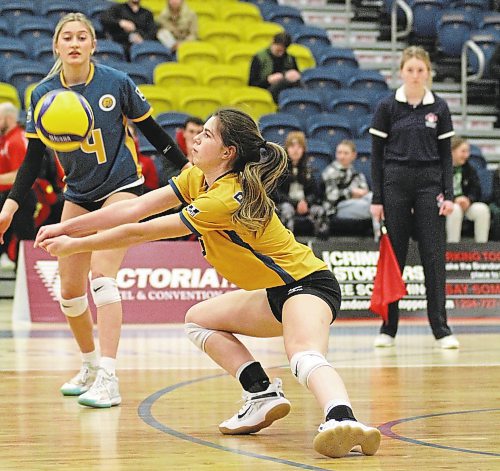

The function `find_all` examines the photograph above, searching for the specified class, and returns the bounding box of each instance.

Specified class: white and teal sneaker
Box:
[60,363,98,396]
[77,368,121,408]
[219,378,291,435]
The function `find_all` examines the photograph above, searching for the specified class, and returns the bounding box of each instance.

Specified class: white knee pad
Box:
[290,350,332,388]
[185,322,215,352]
[60,294,89,317]
[90,277,121,308]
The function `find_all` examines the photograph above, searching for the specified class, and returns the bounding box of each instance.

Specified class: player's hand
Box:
[439,200,454,216]
[38,235,75,258]
[370,204,384,221]
[34,223,66,248]
[0,211,13,245]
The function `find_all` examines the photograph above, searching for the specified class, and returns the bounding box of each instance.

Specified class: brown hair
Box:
[284,131,306,151]
[213,108,288,234]
[336,139,356,153]
[451,136,468,151]
[400,46,433,87]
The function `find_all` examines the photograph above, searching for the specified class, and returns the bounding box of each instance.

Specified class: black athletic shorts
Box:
[266,270,341,323]
[70,185,144,212]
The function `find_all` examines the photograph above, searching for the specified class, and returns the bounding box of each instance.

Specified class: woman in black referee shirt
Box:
[369,46,459,350]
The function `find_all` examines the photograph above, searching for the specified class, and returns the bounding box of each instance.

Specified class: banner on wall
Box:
[12,239,500,323]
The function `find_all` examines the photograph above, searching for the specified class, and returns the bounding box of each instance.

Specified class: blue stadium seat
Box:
[278,88,323,127]
[260,5,304,28]
[305,138,333,175]
[0,37,29,61]
[291,25,331,49]
[105,60,152,85]
[327,95,372,125]
[129,41,173,68]
[476,167,493,202]
[305,113,353,148]
[156,112,191,139]
[348,70,388,92]
[318,47,359,68]
[468,145,487,170]
[468,31,499,76]
[353,138,372,159]
[41,1,85,21]
[94,39,126,62]
[437,9,476,58]
[0,18,10,37]
[356,114,374,139]
[478,11,500,35]
[301,67,343,91]
[13,16,54,42]
[3,59,50,105]
[259,112,303,145]
[30,38,54,63]
[85,1,113,21]
[450,0,489,13]
[0,1,36,21]
[353,154,372,189]
[411,0,445,41]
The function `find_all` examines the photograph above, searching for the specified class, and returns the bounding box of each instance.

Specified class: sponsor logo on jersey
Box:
[99,94,116,111]
[186,204,200,217]
[233,191,243,204]
[135,87,146,101]
[287,285,303,295]
[425,112,438,129]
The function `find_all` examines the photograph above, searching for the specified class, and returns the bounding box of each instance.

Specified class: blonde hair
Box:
[336,139,356,153]
[46,12,96,79]
[284,131,306,151]
[213,108,288,234]
[400,46,433,87]
[451,136,468,151]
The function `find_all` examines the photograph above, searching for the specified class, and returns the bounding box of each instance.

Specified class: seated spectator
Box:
[0,102,36,269]
[249,32,302,103]
[100,0,158,59]
[490,167,500,240]
[157,0,198,52]
[175,116,204,162]
[322,140,379,238]
[446,137,491,243]
[273,131,329,238]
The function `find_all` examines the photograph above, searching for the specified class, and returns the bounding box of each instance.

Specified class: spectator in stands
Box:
[176,116,204,163]
[100,0,158,59]
[273,131,329,238]
[156,0,198,52]
[490,168,500,240]
[322,140,379,239]
[249,32,302,103]
[369,46,459,350]
[446,136,491,243]
[0,102,36,269]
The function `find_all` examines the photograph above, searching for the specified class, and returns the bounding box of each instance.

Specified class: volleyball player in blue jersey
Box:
[35,108,381,458]
[0,13,188,408]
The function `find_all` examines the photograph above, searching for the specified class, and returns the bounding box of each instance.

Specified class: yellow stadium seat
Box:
[188,2,219,22]
[141,0,164,16]
[177,41,221,65]
[0,82,21,109]
[287,44,316,71]
[219,2,262,24]
[242,22,284,47]
[198,21,241,49]
[177,86,225,120]
[201,64,247,89]
[223,42,262,67]
[138,84,177,116]
[227,86,276,122]
[153,62,199,87]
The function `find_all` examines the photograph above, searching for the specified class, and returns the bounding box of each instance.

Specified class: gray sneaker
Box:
[60,363,98,396]
[78,368,121,408]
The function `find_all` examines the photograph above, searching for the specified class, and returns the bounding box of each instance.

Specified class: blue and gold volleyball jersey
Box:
[25,63,152,204]
[169,167,327,290]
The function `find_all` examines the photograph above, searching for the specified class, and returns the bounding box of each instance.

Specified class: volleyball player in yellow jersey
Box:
[35,108,381,459]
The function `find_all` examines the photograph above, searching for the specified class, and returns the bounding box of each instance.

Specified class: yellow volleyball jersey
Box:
[169,167,327,290]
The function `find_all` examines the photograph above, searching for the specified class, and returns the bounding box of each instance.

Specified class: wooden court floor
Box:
[1,300,499,471]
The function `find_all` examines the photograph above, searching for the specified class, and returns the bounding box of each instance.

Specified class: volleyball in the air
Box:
[34,89,94,152]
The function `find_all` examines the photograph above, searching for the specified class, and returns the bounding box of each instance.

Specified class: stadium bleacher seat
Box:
[0,82,21,108]
[353,154,372,188]
[3,59,50,106]
[138,84,177,116]
[305,138,333,175]
[287,44,315,70]
[260,4,304,29]
[108,61,152,85]
[301,67,343,91]
[356,114,374,139]
[30,38,55,64]
[223,42,261,66]
[13,16,54,42]
[291,25,331,49]
[201,64,247,89]
[0,1,36,20]
[278,88,323,126]
[468,31,499,75]
[198,21,242,49]
[476,167,493,202]
[305,113,353,148]
[219,2,262,24]
[353,138,372,160]
[478,12,500,35]
[259,112,303,145]
[178,86,225,119]
[156,111,191,139]
[318,47,359,68]
[348,69,388,91]
[85,1,112,21]
[242,21,284,47]
[129,41,173,66]
[188,2,219,22]
[177,41,221,65]
[327,95,372,125]
[411,0,444,42]
[153,62,199,87]
[41,1,85,21]
[437,9,476,58]
[0,18,9,37]
[227,86,276,121]
[0,38,29,61]
[94,39,126,62]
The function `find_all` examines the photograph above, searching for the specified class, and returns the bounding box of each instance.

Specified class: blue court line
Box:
[137,373,338,471]
[378,408,500,457]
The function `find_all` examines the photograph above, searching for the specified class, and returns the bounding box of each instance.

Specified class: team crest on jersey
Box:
[99,94,116,111]
[135,87,146,101]
[424,112,438,129]
[186,204,201,217]
[233,191,243,204]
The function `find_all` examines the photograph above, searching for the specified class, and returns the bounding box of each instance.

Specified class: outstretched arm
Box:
[35,184,182,246]
[39,212,192,257]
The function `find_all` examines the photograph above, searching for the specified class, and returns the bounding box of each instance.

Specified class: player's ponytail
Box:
[213,108,288,234]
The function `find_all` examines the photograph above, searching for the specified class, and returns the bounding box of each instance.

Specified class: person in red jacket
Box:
[0,102,36,268]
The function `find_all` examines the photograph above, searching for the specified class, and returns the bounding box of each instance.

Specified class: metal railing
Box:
[391,0,413,87]
[461,40,485,129]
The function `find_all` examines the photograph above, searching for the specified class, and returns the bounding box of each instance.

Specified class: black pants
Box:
[380,162,452,339]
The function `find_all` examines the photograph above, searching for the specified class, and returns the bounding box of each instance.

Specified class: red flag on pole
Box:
[370,226,407,322]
